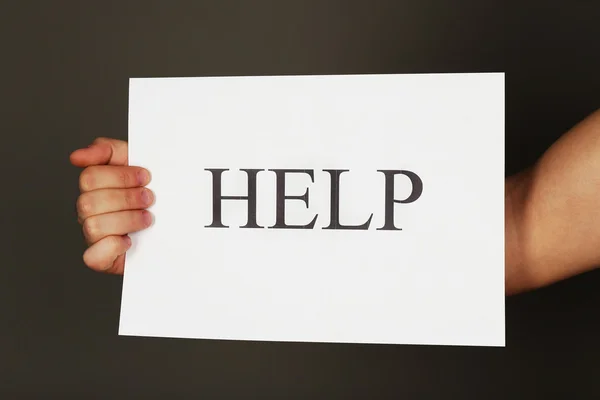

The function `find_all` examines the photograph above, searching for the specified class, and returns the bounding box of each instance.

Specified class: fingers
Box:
[77,187,154,221]
[83,236,130,274]
[83,210,153,245]
[79,165,151,192]
[70,137,128,167]
[71,138,153,275]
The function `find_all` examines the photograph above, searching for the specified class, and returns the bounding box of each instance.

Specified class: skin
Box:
[71,109,600,294]
[505,108,600,294]
[70,138,154,275]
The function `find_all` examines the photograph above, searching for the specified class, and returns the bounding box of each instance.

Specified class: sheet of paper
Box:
[120,73,505,347]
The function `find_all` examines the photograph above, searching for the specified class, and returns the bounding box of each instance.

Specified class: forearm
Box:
[505,110,600,294]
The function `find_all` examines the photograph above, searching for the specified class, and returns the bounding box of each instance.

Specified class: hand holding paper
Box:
[70,138,155,274]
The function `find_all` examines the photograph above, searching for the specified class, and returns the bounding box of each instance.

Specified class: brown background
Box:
[2,0,600,398]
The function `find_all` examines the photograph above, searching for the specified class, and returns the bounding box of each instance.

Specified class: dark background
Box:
[2,0,600,398]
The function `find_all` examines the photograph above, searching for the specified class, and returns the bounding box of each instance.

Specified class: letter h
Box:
[205,168,262,228]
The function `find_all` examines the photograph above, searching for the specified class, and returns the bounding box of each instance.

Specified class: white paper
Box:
[120,73,505,347]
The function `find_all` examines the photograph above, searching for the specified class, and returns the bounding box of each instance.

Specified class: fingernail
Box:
[137,169,150,185]
[142,210,153,227]
[124,235,132,246]
[141,188,154,206]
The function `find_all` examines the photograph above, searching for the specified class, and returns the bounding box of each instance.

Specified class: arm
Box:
[505,109,600,294]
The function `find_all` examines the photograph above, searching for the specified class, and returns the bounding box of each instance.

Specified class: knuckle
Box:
[93,137,109,144]
[82,251,99,270]
[82,217,100,240]
[76,193,93,217]
[79,167,96,191]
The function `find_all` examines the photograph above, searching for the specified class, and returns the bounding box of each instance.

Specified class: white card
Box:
[120,73,505,347]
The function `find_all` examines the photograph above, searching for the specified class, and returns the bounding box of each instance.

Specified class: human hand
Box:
[70,138,154,274]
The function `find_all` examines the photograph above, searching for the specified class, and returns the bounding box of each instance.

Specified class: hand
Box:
[70,138,154,274]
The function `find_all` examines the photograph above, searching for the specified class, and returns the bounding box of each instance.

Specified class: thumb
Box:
[70,137,128,167]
